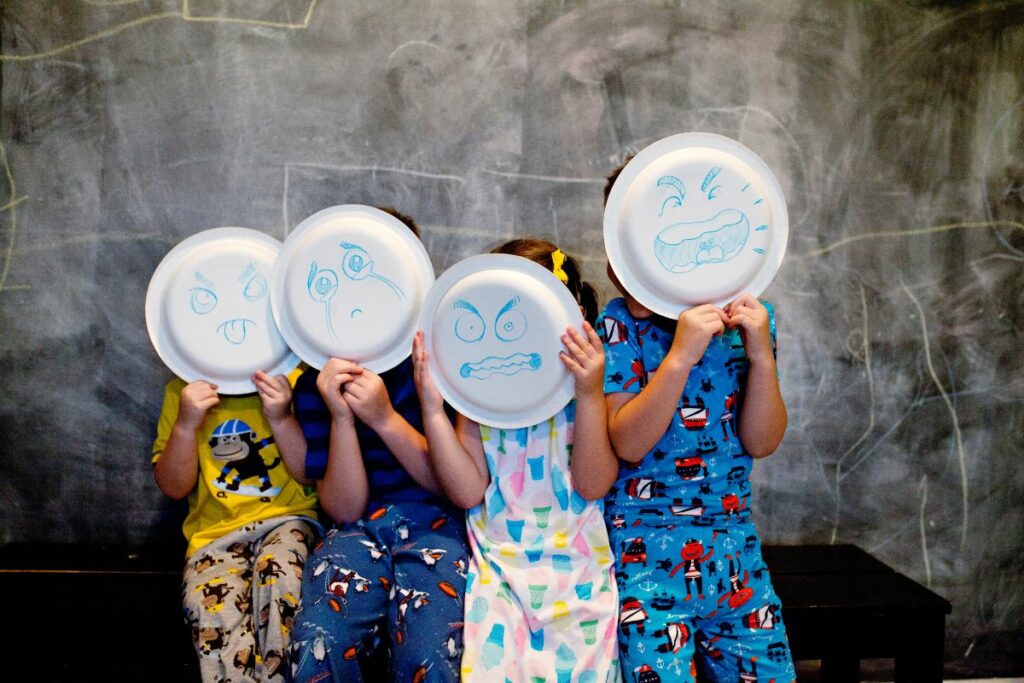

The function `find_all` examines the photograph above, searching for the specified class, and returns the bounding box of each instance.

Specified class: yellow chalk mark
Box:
[901,280,968,552]
[0,1,319,62]
[182,0,319,29]
[0,12,180,62]
[0,140,19,296]
[798,220,1024,258]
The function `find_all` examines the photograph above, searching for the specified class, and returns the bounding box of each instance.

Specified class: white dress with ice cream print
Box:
[461,402,620,683]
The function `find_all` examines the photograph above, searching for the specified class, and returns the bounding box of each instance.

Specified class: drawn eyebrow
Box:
[194,271,216,290]
[454,299,482,317]
[496,296,520,318]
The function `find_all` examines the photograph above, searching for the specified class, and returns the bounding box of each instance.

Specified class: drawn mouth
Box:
[460,353,542,380]
[217,319,255,345]
[654,209,749,273]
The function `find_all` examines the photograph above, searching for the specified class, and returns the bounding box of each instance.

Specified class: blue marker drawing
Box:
[307,261,340,343]
[339,242,405,300]
[741,183,750,192]
[494,296,526,342]
[707,185,721,200]
[190,287,218,314]
[460,353,542,380]
[216,318,255,345]
[754,224,768,231]
[242,273,268,301]
[654,209,750,273]
[753,248,766,255]
[454,299,486,343]
[753,198,764,205]
[656,175,686,216]
[701,167,721,192]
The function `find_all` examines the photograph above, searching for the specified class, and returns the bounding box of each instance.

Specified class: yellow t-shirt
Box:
[152,379,318,557]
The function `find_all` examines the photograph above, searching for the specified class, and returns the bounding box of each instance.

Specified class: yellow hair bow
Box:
[551,249,569,284]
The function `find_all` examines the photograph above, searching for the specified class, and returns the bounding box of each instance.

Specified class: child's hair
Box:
[491,238,599,324]
[377,206,420,237]
[603,154,635,205]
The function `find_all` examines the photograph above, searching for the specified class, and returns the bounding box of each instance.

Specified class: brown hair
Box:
[376,206,420,237]
[490,238,599,324]
[603,154,635,205]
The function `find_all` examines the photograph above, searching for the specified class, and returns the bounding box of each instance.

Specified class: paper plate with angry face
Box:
[145,227,298,394]
[604,132,789,316]
[418,254,584,429]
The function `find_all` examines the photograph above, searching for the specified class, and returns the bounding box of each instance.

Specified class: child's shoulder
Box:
[598,296,631,320]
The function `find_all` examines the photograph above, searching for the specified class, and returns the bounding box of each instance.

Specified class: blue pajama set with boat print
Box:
[288,359,468,683]
[598,298,795,683]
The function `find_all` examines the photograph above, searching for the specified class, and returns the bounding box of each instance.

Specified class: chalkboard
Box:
[1,1,1021,675]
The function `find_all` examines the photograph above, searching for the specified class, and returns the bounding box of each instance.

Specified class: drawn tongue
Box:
[222,320,248,344]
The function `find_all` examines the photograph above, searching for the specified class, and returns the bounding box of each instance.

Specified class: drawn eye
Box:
[190,288,218,314]
[341,245,371,280]
[306,262,338,303]
[455,313,485,343]
[495,310,526,342]
[243,274,268,301]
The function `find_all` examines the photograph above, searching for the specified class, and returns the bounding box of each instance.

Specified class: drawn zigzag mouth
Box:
[460,353,542,379]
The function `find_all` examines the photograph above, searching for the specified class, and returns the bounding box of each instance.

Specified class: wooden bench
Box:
[1,542,949,680]
[764,544,952,681]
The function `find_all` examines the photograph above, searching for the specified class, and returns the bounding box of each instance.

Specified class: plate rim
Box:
[604,131,789,317]
[271,204,436,372]
[416,253,583,429]
[145,226,299,395]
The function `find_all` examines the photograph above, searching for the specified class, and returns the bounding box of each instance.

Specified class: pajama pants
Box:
[182,516,316,683]
[610,523,795,683]
[290,502,468,683]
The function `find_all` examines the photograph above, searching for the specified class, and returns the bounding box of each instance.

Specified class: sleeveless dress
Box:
[461,403,620,683]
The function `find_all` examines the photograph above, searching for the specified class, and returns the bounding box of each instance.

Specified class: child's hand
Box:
[316,358,361,422]
[344,369,393,431]
[669,304,728,367]
[725,293,773,364]
[253,371,292,421]
[560,322,605,396]
[177,380,219,430]
[412,331,445,414]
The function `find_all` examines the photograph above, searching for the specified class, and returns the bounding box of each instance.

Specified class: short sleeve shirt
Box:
[292,357,453,512]
[151,379,319,557]
[598,297,778,526]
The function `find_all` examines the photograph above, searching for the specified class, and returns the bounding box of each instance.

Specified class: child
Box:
[599,168,796,680]
[412,238,621,683]
[152,371,318,681]
[288,208,468,683]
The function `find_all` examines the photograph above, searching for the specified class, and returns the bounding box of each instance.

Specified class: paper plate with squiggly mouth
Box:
[271,205,435,372]
[145,228,299,394]
[418,254,584,429]
[604,132,788,316]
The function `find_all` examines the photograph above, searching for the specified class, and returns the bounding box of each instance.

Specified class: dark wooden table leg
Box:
[820,653,860,682]
[894,610,945,682]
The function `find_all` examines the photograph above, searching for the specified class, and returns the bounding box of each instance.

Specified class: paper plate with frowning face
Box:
[604,132,788,316]
[145,227,298,394]
[272,205,435,372]
[418,254,584,429]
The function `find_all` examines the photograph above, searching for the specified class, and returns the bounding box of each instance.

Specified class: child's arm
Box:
[725,294,787,457]
[315,359,370,523]
[343,369,444,496]
[561,322,619,500]
[153,380,218,499]
[412,332,490,509]
[607,304,728,462]
[253,371,310,485]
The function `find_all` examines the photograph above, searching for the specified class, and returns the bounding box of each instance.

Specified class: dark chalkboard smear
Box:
[1,1,1022,675]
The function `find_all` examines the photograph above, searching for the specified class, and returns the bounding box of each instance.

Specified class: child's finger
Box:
[559,351,582,373]
[582,321,602,348]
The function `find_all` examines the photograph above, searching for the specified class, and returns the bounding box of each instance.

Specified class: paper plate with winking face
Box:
[145,227,299,394]
[272,205,435,372]
[418,254,584,429]
[604,132,789,317]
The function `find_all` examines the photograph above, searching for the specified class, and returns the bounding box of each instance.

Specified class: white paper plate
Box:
[418,254,584,429]
[604,132,788,316]
[272,205,435,372]
[146,228,299,394]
